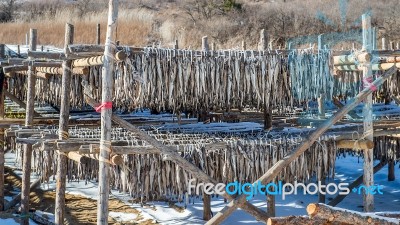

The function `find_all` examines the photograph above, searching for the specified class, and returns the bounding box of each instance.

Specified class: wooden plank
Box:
[21,28,37,225]
[205,66,398,225]
[55,23,74,225]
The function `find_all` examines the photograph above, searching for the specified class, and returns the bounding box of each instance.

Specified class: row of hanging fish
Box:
[10,131,340,203]
[5,48,400,113]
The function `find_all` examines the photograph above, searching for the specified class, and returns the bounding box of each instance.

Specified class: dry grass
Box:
[3,167,155,225]
[0,8,154,47]
[0,0,399,49]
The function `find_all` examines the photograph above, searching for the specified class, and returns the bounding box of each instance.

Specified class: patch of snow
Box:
[108,212,138,223]
[0,218,38,225]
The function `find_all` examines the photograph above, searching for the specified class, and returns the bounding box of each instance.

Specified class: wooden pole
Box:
[205,66,398,225]
[317,34,325,204]
[362,13,374,212]
[317,35,326,119]
[17,45,20,55]
[0,44,5,59]
[203,194,212,221]
[97,23,101,45]
[202,36,209,52]
[25,33,28,46]
[97,1,118,224]
[0,65,5,211]
[382,37,387,50]
[174,40,178,49]
[201,35,211,220]
[388,139,395,181]
[241,40,246,50]
[260,30,274,215]
[258,29,267,51]
[0,44,4,211]
[55,23,74,225]
[267,180,276,217]
[328,161,387,207]
[259,30,272,130]
[372,27,377,50]
[20,28,37,225]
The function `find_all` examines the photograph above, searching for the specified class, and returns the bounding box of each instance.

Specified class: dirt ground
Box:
[2,167,157,225]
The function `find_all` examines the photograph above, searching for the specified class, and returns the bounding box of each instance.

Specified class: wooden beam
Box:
[336,140,374,150]
[87,144,159,155]
[68,45,104,55]
[67,152,89,164]
[267,216,322,225]
[21,28,37,225]
[307,203,399,225]
[8,58,25,65]
[2,65,28,73]
[32,62,62,67]
[334,62,400,71]
[36,66,88,75]
[333,52,371,65]
[205,66,398,224]
[27,51,68,60]
[73,55,104,67]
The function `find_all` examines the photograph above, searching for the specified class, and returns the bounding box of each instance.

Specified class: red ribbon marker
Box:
[95,102,113,113]
[363,77,377,92]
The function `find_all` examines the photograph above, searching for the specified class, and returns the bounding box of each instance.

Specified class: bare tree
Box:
[0,0,16,22]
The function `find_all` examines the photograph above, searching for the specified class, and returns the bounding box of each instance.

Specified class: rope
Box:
[95,102,112,112]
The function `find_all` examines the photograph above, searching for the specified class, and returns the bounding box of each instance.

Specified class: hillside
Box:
[0,0,399,49]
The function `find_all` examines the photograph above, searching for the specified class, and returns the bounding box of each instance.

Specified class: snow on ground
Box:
[0,218,38,225]
[5,148,398,224]
[6,44,63,55]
